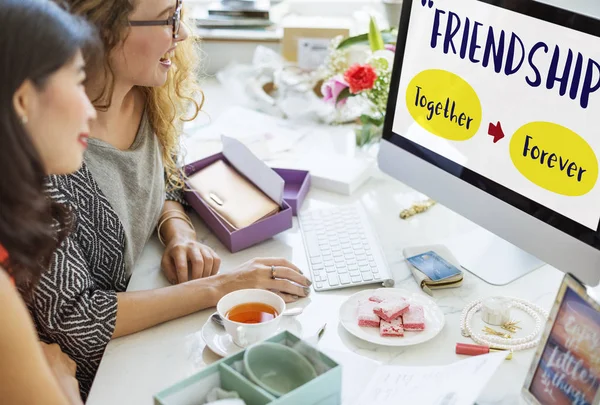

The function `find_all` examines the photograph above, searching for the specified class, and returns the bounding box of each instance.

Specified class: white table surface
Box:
[86,79,596,405]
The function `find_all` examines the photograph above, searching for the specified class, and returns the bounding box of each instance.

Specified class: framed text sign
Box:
[523,274,600,405]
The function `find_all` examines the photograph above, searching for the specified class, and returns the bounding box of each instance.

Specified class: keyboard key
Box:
[333,252,343,258]
[372,267,379,274]
[340,274,351,284]
[310,257,322,265]
[335,257,345,264]
[358,260,369,267]
[312,263,324,270]
[328,274,340,286]
[324,260,334,267]
[349,270,360,277]
[305,233,321,257]
[348,264,358,271]
[316,282,324,289]
[326,266,337,273]
[362,273,373,281]
[337,267,348,274]
[360,267,371,273]
[374,273,381,280]
[351,275,362,283]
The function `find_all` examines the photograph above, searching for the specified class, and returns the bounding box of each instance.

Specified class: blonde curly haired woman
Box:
[29,0,311,399]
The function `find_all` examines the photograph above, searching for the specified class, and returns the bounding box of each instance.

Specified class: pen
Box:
[455,343,513,360]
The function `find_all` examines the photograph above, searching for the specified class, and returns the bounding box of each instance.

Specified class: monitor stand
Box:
[444,227,546,286]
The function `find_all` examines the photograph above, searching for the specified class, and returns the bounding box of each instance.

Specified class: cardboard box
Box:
[281,16,351,70]
[154,331,342,405]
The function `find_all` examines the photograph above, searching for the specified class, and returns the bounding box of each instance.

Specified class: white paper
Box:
[321,349,380,404]
[185,107,310,159]
[352,352,507,405]
[221,135,285,206]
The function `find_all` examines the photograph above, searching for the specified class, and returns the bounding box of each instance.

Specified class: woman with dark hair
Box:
[0,0,97,403]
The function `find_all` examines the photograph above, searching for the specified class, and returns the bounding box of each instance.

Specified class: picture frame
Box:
[522,273,600,405]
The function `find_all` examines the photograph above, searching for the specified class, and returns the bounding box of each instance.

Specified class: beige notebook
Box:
[187,160,279,230]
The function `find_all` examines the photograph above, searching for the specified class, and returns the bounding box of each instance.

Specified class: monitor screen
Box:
[384,0,600,249]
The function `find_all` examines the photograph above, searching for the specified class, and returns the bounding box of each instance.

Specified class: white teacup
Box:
[217,289,286,348]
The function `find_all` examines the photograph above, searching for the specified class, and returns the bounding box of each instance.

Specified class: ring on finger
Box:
[271,265,276,279]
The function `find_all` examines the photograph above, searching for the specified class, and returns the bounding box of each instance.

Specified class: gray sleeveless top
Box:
[85,111,165,275]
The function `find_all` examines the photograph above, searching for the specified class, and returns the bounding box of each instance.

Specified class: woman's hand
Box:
[161,235,221,284]
[220,258,312,303]
[39,342,82,404]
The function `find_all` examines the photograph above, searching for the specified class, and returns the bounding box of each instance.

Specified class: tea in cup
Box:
[217,289,285,347]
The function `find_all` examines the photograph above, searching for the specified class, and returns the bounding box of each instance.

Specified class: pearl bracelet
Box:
[460,297,549,351]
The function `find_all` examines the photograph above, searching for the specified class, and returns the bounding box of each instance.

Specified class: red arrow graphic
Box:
[488,121,505,143]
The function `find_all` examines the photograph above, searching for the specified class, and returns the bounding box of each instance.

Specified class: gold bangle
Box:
[159,209,189,223]
[157,214,195,246]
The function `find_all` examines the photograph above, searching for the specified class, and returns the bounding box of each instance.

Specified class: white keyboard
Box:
[299,203,394,291]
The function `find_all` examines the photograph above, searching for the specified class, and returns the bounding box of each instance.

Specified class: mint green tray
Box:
[154,331,341,405]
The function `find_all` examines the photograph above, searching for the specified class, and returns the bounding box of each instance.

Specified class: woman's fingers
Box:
[173,249,189,283]
[188,248,206,280]
[272,291,300,303]
[259,257,304,275]
[211,253,221,276]
[268,278,310,297]
[160,256,177,284]
[270,266,311,287]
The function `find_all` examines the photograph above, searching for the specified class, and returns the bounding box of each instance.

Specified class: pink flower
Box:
[321,76,349,106]
[385,44,396,52]
[344,64,378,94]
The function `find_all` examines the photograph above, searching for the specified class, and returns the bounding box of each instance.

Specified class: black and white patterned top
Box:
[28,163,185,400]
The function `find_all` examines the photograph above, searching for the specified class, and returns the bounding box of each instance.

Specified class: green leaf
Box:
[336,87,355,104]
[360,114,385,127]
[368,17,384,52]
[336,30,397,50]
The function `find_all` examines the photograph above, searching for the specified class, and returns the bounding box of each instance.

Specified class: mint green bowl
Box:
[244,342,318,397]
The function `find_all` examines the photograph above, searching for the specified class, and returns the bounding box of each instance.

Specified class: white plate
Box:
[201,313,303,357]
[339,288,445,346]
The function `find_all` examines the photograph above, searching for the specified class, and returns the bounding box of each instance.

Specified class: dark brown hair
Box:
[0,0,99,290]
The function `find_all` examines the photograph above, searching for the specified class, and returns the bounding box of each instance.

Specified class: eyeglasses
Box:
[129,0,182,39]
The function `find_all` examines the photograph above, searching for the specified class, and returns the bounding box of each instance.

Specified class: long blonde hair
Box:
[61,0,203,191]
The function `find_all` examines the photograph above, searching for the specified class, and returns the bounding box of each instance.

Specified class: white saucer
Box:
[201,313,303,357]
[339,288,445,347]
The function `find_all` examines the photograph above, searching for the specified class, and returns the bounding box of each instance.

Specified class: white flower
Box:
[369,50,396,72]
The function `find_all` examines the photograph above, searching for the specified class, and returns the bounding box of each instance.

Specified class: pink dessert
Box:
[373,299,410,322]
[357,300,380,327]
[402,305,425,331]
[368,295,385,303]
[380,318,404,337]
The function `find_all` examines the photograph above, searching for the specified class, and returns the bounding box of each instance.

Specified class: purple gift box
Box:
[184,153,310,253]
[272,168,311,216]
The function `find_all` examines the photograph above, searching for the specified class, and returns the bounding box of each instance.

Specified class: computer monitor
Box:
[378,0,600,286]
